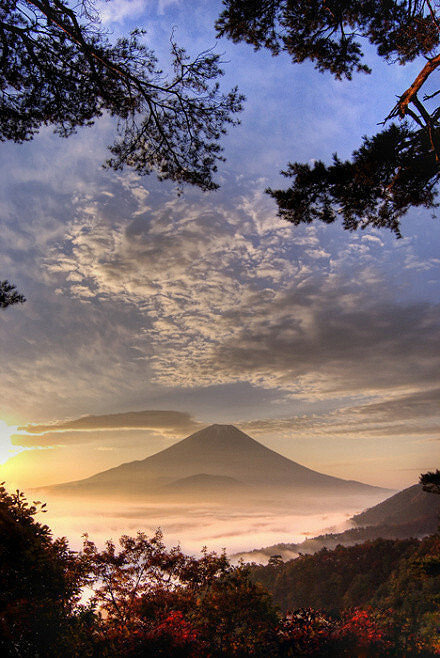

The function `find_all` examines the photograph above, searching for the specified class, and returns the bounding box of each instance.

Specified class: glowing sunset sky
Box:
[1,0,439,492]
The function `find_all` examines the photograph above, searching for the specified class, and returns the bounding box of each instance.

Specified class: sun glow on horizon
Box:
[0,420,25,465]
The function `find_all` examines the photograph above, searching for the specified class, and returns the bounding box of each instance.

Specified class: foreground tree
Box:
[277,607,426,657]
[217,1,440,236]
[1,0,244,309]
[420,470,440,579]
[82,529,278,656]
[0,485,91,656]
[2,0,243,190]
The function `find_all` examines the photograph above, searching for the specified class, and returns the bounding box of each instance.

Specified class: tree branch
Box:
[390,52,440,118]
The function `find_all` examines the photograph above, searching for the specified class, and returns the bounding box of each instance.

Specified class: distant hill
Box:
[45,424,390,503]
[233,518,439,564]
[159,473,250,500]
[352,483,440,527]
[233,482,440,564]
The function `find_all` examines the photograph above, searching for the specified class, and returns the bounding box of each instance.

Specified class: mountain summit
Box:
[49,424,390,501]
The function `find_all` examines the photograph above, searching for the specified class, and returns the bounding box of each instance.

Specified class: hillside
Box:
[249,535,440,614]
[233,518,439,564]
[159,473,251,499]
[352,483,440,527]
[233,481,440,563]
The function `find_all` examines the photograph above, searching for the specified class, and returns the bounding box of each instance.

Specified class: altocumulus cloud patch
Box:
[43,177,440,404]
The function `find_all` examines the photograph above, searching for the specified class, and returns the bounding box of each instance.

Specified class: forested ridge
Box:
[250,537,440,614]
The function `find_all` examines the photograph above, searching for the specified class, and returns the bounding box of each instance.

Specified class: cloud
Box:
[40,178,440,408]
[355,388,440,420]
[2,125,440,427]
[238,386,440,442]
[21,410,201,435]
[96,0,149,25]
[95,0,180,25]
[210,296,440,398]
[11,427,180,449]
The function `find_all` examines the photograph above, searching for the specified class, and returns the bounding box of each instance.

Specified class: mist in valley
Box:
[34,488,385,558]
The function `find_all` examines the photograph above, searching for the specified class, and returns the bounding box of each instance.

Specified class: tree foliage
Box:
[250,534,440,654]
[216,0,440,235]
[0,280,25,308]
[82,529,278,656]
[1,0,245,310]
[0,484,91,656]
[277,607,429,657]
[421,470,440,495]
[1,0,243,190]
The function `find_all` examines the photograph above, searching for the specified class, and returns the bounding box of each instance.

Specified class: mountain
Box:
[47,424,391,501]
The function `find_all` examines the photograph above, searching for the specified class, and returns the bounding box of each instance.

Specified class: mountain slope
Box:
[352,483,440,527]
[232,482,440,564]
[49,424,390,498]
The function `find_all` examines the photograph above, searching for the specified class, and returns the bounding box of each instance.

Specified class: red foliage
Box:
[277,608,335,655]
[335,608,393,655]
[140,611,203,657]
[276,606,440,657]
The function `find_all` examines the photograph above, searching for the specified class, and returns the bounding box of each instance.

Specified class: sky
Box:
[1,0,439,493]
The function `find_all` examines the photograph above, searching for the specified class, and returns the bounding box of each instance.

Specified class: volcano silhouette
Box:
[49,424,390,502]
